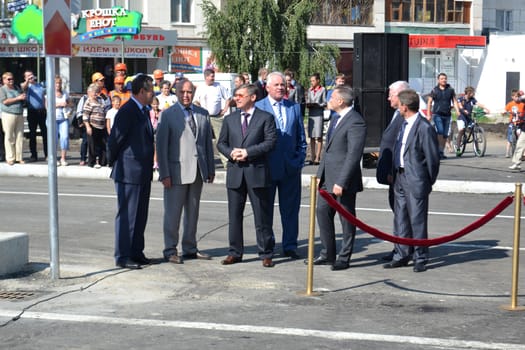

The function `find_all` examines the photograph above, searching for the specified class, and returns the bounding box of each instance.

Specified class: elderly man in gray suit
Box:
[383,89,439,273]
[313,85,366,271]
[156,78,215,264]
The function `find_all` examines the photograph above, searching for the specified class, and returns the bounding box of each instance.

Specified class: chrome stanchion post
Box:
[501,183,525,311]
[298,176,321,297]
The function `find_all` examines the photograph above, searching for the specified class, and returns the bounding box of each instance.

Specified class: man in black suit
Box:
[376,80,411,261]
[217,83,277,268]
[107,74,155,270]
[383,89,440,273]
[312,85,366,271]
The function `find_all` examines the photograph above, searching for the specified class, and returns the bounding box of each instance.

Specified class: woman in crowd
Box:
[55,75,70,166]
[0,72,26,165]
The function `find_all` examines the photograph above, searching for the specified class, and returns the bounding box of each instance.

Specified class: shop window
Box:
[310,0,373,25]
[171,0,192,24]
[386,0,470,24]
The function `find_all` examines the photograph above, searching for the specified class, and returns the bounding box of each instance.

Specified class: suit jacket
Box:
[317,108,366,194]
[395,113,440,198]
[108,98,154,184]
[255,98,307,180]
[376,110,403,185]
[217,107,277,189]
[156,103,215,184]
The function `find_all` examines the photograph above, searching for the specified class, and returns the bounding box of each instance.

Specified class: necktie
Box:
[394,121,408,169]
[326,112,340,142]
[185,107,196,136]
[142,106,153,134]
[242,112,250,137]
[274,102,284,130]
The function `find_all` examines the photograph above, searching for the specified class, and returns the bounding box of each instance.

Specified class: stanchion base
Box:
[500,305,525,311]
[297,290,322,297]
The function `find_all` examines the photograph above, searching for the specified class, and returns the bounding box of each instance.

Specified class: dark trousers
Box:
[87,127,107,166]
[316,190,357,263]
[114,181,151,264]
[27,108,47,159]
[226,178,275,259]
[80,128,88,162]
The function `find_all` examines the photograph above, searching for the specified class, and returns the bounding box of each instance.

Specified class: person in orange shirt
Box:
[153,69,164,95]
[110,75,131,106]
[92,72,109,97]
[506,89,525,169]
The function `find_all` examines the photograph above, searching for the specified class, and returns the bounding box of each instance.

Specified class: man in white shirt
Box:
[193,69,231,168]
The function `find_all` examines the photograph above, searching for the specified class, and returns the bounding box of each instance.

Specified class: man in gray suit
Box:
[383,89,440,273]
[156,78,215,264]
[313,85,366,271]
[217,83,277,268]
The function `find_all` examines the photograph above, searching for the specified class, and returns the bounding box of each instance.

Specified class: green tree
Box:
[201,0,339,85]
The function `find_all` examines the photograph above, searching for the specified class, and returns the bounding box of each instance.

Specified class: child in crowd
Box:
[504,89,525,159]
[105,95,121,135]
[150,96,161,170]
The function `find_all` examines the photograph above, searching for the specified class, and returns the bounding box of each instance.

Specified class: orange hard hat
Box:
[153,69,164,79]
[114,76,125,84]
[115,63,127,72]
[91,72,104,83]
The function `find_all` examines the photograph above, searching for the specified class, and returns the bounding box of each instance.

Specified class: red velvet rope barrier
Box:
[318,189,514,247]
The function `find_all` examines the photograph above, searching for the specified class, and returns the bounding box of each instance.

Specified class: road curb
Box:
[0,163,515,194]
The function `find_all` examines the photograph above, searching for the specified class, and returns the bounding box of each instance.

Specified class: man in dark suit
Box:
[254,67,268,101]
[376,80,411,261]
[383,89,440,273]
[313,85,366,271]
[156,78,215,264]
[255,71,307,259]
[107,74,155,270]
[217,83,277,268]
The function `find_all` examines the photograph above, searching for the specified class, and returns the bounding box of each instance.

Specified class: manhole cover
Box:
[0,291,35,300]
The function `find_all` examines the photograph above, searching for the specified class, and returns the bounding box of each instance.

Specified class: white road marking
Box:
[0,310,523,350]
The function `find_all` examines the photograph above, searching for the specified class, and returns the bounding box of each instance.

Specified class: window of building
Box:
[171,0,192,24]
[496,10,513,31]
[310,0,374,25]
[386,0,470,24]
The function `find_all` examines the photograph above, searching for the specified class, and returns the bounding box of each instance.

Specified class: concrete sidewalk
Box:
[0,134,521,193]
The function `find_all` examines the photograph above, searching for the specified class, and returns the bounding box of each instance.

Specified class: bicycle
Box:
[452,107,487,157]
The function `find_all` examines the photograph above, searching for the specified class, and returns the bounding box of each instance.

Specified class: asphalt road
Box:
[0,177,524,349]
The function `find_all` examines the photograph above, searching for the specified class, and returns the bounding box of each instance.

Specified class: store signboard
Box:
[170,46,202,73]
[409,34,486,49]
[74,7,142,41]
[72,44,165,58]
[0,44,42,57]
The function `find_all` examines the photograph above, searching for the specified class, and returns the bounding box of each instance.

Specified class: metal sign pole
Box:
[46,57,60,279]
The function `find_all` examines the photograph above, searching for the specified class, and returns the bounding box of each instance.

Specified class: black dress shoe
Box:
[383,259,409,269]
[304,256,334,265]
[116,260,142,269]
[183,251,212,260]
[331,261,350,271]
[133,256,151,265]
[284,250,301,259]
[413,262,427,272]
[381,250,395,261]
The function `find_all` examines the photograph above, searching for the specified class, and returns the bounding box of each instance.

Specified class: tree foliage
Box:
[201,0,339,85]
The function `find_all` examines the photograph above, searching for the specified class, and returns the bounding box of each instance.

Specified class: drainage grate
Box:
[0,291,35,300]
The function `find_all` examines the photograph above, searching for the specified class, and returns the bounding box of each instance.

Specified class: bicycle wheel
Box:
[472,125,486,157]
[452,128,466,156]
